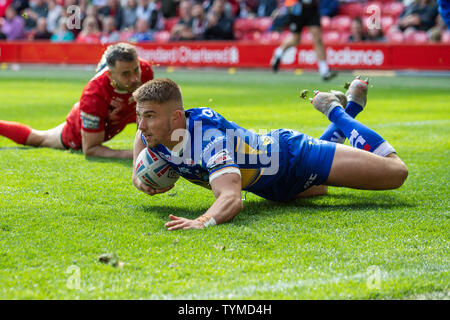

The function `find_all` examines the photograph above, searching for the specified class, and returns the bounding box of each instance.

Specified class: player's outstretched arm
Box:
[165,172,243,231]
[81,130,133,159]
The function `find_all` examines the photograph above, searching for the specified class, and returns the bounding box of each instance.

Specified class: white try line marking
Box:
[372,120,450,128]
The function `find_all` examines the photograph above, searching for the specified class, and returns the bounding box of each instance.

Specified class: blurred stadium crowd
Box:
[0,0,448,44]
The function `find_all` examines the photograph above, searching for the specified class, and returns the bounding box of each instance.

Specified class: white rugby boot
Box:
[310,91,343,119]
[330,90,347,107]
[346,75,369,108]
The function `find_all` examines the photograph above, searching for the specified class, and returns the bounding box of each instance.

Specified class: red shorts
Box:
[61,123,82,150]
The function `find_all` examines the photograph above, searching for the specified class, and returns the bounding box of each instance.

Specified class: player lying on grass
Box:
[132,77,408,231]
[0,43,154,159]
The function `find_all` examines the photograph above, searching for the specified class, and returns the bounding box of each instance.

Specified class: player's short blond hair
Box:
[133,78,183,107]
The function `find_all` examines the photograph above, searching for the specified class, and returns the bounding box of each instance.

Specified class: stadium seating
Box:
[338,2,363,18]
[7,0,446,45]
[386,30,404,43]
[255,17,273,33]
[152,0,439,45]
[330,15,352,33]
[322,31,341,44]
[164,17,180,32]
[380,15,395,34]
[320,16,331,32]
[260,31,281,44]
[149,0,440,45]
[154,31,170,43]
[363,1,382,17]
[404,31,429,43]
[381,2,405,18]
[301,30,313,45]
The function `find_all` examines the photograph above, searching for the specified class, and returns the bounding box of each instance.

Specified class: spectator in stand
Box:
[428,14,445,42]
[92,0,108,7]
[270,5,290,32]
[46,0,63,33]
[11,0,28,15]
[348,17,386,43]
[62,0,84,38]
[82,4,102,33]
[191,2,208,39]
[0,0,13,18]
[76,15,101,43]
[256,0,277,17]
[161,0,179,18]
[204,0,234,40]
[0,5,25,40]
[120,24,135,41]
[319,0,338,18]
[121,0,138,30]
[202,0,214,13]
[136,0,159,29]
[100,15,121,43]
[348,17,367,42]
[32,16,52,39]
[23,0,48,30]
[78,0,89,13]
[227,0,239,17]
[129,18,153,42]
[99,0,123,30]
[396,0,439,32]
[50,17,75,42]
[237,0,259,18]
[437,0,450,28]
[170,0,194,40]
[367,24,386,42]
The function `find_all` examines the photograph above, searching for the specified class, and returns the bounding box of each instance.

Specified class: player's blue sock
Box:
[328,106,390,154]
[319,101,363,143]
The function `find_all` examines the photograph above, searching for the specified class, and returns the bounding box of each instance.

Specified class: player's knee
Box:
[397,162,409,187]
[26,131,45,147]
[236,199,244,213]
[390,161,408,189]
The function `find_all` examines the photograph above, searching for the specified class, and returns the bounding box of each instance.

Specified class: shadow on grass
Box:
[85,156,133,167]
[0,146,133,167]
[0,146,33,150]
[140,192,415,225]
[140,204,206,221]
[246,193,413,212]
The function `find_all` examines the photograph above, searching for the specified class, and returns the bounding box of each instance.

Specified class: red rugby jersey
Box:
[64,58,154,149]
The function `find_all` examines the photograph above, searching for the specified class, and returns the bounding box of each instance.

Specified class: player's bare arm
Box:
[81,129,133,159]
[165,172,243,231]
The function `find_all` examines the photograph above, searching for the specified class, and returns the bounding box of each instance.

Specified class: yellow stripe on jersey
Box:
[235,137,262,155]
[239,168,263,189]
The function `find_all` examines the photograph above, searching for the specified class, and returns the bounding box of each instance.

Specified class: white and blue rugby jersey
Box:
[141,107,337,201]
[141,107,287,192]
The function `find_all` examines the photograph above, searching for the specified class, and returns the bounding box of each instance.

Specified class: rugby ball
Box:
[135,148,179,189]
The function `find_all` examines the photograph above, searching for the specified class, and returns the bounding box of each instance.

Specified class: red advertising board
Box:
[0,41,449,70]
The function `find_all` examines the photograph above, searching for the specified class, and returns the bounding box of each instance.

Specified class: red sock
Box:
[0,120,32,145]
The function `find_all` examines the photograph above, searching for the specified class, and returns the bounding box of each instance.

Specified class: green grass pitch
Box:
[0,67,449,299]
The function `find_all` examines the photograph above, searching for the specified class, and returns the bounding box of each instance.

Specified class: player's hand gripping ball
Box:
[135,148,179,189]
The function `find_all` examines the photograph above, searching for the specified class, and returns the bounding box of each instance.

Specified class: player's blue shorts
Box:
[249,129,336,202]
